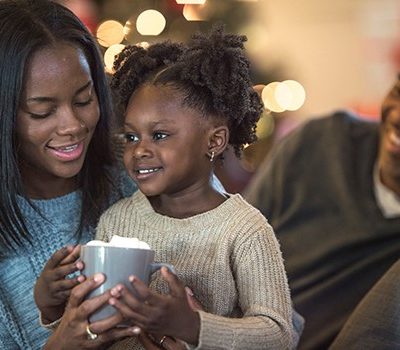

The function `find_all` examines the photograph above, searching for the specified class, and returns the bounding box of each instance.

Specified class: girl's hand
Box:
[140,288,204,350]
[34,245,83,323]
[109,267,200,345]
[43,273,140,350]
[139,332,187,350]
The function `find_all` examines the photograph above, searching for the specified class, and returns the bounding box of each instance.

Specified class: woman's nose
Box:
[57,106,85,135]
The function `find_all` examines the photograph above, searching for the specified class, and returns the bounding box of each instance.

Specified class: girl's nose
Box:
[133,139,152,159]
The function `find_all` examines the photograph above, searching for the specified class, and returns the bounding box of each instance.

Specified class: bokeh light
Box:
[279,80,306,111]
[176,0,206,4]
[136,9,166,36]
[96,20,125,47]
[261,80,306,112]
[123,16,136,43]
[262,82,286,113]
[183,4,209,21]
[104,44,125,73]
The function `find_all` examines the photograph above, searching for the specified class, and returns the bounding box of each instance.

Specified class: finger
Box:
[45,246,75,269]
[162,337,186,350]
[108,296,150,328]
[52,262,82,280]
[52,276,82,293]
[139,332,161,350]
[68,273,105,308]
[60,244,81,265]
[161,267,185,297]
[88,311,125,334]
[127,275,153,303]
[185,287,203,311]
[97,326,141,346]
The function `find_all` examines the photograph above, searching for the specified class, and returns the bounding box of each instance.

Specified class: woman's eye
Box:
[153,132,168,141]
[75,98,93,107]
[124,133,139,143]
[29,111,52,119]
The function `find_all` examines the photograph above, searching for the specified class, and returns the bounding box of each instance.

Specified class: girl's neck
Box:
[148,186,227,219]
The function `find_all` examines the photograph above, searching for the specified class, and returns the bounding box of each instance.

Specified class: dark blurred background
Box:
[59,0,400,192]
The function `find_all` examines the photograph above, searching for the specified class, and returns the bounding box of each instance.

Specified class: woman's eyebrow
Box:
[26,81,93,103]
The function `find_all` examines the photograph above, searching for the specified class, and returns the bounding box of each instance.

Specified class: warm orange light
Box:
[104,44,125,73]
[96,20,124,48]
[176,0,206,4]
[136,9,166,36]
[262,82,285,113]
[275,80,306,111]
[183,4,209,21]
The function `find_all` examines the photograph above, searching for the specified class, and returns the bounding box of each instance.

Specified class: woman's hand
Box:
[34,245,83,323]
[43,273,140,350]
[109,267,201,345]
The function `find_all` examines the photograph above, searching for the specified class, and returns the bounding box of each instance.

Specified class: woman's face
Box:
[16,43,100,198]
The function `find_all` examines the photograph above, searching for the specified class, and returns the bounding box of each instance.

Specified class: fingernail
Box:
[77,275,85,283]
[110,286,121,296]
[185,286,194,296]
[131,326,141,335]
[128,275,135,282]
[94,273,104,283]
[109,298,116,305]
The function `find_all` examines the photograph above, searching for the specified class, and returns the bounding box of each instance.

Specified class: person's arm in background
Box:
[330,259,400,350]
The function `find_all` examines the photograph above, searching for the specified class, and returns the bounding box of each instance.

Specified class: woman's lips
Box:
[47,142,84,161]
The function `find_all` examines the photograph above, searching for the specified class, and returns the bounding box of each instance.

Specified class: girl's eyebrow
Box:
[26,81,92,103]
[124,118,175,128]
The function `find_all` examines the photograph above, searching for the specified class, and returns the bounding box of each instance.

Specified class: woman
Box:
[0,1,136,348]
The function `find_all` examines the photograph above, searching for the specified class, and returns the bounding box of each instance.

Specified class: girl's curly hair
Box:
[111,24,263,157]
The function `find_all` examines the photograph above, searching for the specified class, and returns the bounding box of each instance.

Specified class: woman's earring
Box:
[209,151,215,162]
[80,121,86,128]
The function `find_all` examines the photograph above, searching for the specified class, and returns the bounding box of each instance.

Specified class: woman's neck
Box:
[21,175,79,199]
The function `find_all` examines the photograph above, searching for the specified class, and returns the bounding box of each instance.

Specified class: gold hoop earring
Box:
[209,151,215,162]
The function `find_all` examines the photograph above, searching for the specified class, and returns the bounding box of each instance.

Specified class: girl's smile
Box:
[123,85,215,205]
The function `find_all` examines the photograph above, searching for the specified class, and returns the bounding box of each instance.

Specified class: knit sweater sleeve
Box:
[0,321,19,350]
[193,221,294,350]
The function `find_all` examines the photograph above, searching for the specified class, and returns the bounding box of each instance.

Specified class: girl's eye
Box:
[124,133,139,143]
[153,132,168,141]
[75,98,93,107]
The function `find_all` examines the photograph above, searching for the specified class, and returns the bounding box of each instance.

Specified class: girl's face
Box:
[16,43,100,198]
[379,79,400,180]
[123,85,213,198]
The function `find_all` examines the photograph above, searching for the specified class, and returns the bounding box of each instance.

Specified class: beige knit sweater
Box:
[96,191,295,350]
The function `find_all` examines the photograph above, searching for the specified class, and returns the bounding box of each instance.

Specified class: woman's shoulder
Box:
[106,165,137,202]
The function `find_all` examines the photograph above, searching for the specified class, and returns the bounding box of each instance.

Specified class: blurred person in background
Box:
[244,77,400,349]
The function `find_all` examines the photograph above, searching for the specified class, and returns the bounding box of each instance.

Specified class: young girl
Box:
[94,26,298,349]
[38,26,300,349]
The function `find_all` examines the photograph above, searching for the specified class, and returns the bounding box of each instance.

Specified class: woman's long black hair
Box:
[0,0,115,256]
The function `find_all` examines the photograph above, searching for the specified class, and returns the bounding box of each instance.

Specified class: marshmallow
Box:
[86,235,151,250]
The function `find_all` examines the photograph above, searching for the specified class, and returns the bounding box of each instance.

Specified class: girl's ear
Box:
[207,125,229,160]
